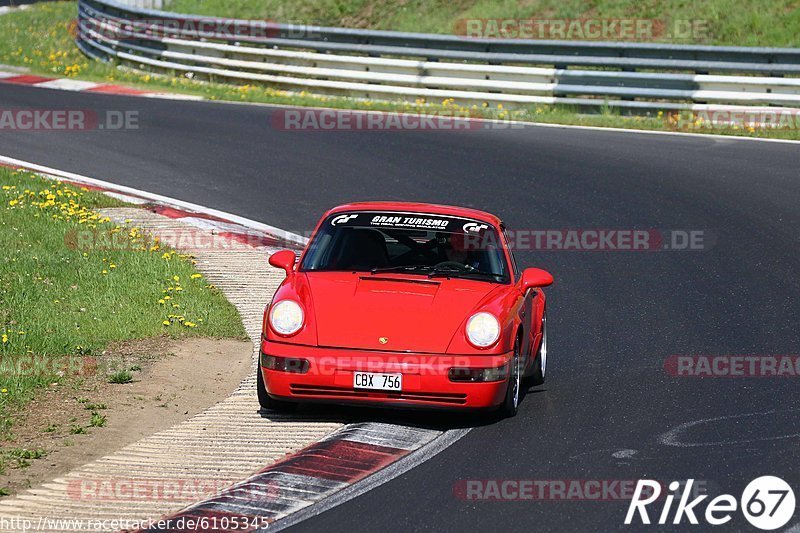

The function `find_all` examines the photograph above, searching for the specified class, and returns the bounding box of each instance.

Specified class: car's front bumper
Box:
[260,339,512,410]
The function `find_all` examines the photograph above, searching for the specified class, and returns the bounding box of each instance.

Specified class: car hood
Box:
[305,272,503,353]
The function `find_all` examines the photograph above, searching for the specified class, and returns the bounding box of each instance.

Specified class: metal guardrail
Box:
[76,0,800,113]
[111,0,167,9]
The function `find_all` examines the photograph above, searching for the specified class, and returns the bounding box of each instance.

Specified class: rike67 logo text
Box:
[626,477,795,530]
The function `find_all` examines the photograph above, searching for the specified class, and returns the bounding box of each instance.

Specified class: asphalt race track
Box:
[1,83,799,531]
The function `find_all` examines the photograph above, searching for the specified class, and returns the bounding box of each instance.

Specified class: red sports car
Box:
[258,202,553,416]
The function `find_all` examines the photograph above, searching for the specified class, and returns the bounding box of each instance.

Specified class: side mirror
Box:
[520,268,553,291]
[269,250,297,276]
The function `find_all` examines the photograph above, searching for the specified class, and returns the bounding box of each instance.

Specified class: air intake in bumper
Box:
[290,384,468,405]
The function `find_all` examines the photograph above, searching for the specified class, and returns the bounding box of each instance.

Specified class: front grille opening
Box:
[290,384,468,405]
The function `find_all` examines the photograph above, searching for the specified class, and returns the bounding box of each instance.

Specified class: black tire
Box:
[498,342,522,418]
[256,367,299,412]
[528,311,547,387]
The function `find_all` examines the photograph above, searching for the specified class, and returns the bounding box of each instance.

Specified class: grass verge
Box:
[168,0,800,47]
[1,2,798,142]
[0,166,246,437]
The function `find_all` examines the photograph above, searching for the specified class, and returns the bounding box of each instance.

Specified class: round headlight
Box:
[466,312,500,348]
[269,300,304,336]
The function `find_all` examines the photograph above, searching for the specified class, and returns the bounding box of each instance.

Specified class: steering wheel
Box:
[434,261,475,272]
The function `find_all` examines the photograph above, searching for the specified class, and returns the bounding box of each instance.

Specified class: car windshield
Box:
[300,211,510,283]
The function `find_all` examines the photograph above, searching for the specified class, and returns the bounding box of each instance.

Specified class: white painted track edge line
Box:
[0,155,308,245]
[265,427,471,532]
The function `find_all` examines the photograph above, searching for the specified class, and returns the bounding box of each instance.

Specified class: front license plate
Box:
[353,372,402,391]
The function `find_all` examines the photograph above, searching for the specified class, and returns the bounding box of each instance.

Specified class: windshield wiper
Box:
[370,264,503,282]
[428,268,504,282]
[370,265,434,274]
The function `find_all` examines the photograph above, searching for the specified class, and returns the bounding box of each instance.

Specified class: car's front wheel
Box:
[499,342,522,418]
[256,367,298,413]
